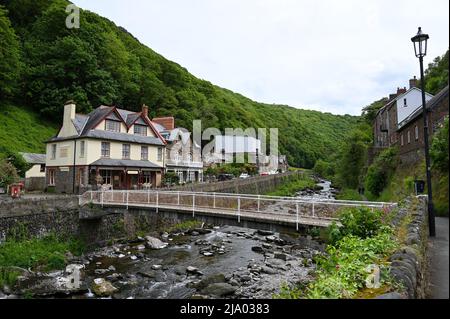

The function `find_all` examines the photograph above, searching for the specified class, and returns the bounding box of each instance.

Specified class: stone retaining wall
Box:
[378,196,429,299]
[167,170,304,194]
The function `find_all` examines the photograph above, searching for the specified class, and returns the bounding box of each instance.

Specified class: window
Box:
[80,141,85,158]
[403,98,407,107]
[141,146,148,160]
[100,170,112,185]
[415,125,419,141]
[101,142,110,158]
[105,120,120,132]
[51,144,57,159]
[49,169,55,186]
[407,131,411,144]
[78,168,85,186]
[134,125,147,136]
[60,147,68,158]
[401,134,404,146]
[122,144,130,159]
[40,164,45,172]
[157,147,163,161]
[143,171,152,184]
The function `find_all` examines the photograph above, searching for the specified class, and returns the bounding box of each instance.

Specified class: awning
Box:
[90,158,163,169]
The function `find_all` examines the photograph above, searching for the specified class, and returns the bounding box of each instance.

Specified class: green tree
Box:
[0,5,21,100]
[365,147,398,197]
[0,158,19,188]
[424,50,449,95]
[431,116,449,173]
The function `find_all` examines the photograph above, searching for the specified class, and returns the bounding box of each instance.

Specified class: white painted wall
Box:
[25,164,45,178]
[396,88,433,125]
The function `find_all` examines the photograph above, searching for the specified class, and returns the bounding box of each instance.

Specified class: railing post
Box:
[238,197,241,223]
[126,191,129,210]
[122,191,125,204]
[192,194,195,217]
[312,202,315,217]
[257,195,260,212]
[296,201,299,231]
[213,192,216,208]
[90,191,93,202]
[101,191,104,207]
[147,188,150,204]
[177,191,180,206]
[156,191,159,213]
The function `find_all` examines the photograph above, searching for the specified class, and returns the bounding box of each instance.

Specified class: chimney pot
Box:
[142,104,149,118]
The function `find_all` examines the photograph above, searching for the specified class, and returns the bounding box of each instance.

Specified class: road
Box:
[429,217,449,299]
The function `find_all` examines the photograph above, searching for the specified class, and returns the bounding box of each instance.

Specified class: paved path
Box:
[429,217,449,299]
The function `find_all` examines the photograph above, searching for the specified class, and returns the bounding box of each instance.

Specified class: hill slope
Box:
[0,0,359,167]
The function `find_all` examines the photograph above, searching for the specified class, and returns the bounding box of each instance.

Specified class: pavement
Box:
[428,217,449,299]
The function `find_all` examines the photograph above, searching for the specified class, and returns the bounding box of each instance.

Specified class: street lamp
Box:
[411,27,435,237]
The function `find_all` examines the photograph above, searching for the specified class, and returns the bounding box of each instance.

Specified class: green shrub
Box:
[365,147,398,197]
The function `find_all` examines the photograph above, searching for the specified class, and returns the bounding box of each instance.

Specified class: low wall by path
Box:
[376,196,429,299]
[167,170,305,194]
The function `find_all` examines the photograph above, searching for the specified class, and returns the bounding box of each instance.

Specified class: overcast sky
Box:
[72,0,449,115]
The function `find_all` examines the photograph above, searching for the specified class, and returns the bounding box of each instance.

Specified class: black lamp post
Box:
[411,27,435,237]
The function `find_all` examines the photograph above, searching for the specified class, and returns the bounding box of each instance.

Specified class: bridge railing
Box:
[79,190,397,229]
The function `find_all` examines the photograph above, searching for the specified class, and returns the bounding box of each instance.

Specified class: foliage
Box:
[0,0,359,169]
[365,147,398,197]
[0,5,22,100]
[334,123,372,189]
[335,188,364,201]
[0,157,19,188]
[423,50,449,95]
[0,233,85,287]
[265,173,316,196]
[162,171,179,186]
[312,159,335,180]
[430,116,449,173]
[165,220,203,233]
[361,98,388,125]
[205,162,257,177]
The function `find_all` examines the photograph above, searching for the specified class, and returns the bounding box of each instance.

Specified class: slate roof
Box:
[90,158,162,169]
[47,105,166,146]
[19,153,46,164]
[398,85,449,130]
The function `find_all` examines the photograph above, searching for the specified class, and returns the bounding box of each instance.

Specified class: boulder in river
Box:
[251,246,264,253]
[92,278,118,297]
[192,273,226,290]
[201,283,236,297]
[256,230,274,236]
[145,236,168,249]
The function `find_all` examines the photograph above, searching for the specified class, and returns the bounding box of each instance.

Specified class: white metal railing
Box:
[166,159,203,168]
[79,190,397,230]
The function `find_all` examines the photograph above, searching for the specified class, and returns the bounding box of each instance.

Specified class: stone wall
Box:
[167,171,304,194]
[377,196,429,299]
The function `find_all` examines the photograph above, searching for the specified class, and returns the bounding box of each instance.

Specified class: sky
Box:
[72,0,449,116]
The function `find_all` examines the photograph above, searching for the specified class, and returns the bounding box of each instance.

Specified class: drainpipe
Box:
[72,140,77,194]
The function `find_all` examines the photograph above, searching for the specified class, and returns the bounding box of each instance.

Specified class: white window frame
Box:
[51,144,57,159]
[101,142,110,158]
[49,169,55,186]
[122,144,131,159]
[401,134,404,146]
[141,146,148,161]
[157,147,163,161]
[134,125,147,136]
[415,125,419,141]
[105,120,121,132]
[80,141,85,158]
[407,131,411,144]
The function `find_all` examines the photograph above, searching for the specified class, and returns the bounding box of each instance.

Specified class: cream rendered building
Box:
[45,102,166,193]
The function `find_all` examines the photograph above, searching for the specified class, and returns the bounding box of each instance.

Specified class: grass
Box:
[164,220,203,233]
[266,173,316,197]
[336,188,365,201]
[0,103,57,157]
[0,233,85,288]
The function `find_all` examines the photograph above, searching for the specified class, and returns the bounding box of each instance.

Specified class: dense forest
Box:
[0,0,359,168]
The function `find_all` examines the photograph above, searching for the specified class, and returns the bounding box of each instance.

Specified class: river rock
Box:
[274,253,288,261]
[92,278,118,297]
[265,235,276,242]
[192,273,226,290]
[202,252,214,257]
[201,283,236,297]
[136,244,146,251]
[251,246,264,253]
[94,269,109,275]
[151,265,163,270]
[145,236,168,249]
[261,266,278,274]
[257,230,274,236]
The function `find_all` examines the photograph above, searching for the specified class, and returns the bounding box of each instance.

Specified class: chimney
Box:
[152,117,175,130]
[397,87,407,95]
[409,76,418,89]
[64,100,76,125]
[141,104,149,118]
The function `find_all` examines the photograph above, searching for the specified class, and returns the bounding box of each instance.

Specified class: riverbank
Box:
[0,223,325,299]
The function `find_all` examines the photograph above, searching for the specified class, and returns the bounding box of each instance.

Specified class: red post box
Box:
[10,184,21,199]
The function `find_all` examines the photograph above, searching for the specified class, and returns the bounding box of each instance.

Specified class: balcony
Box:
[166,159,203,168]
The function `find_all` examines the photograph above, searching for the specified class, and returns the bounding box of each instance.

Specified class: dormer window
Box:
[134,124,147,136]
[403,98,407,107]
[105,119,120,132]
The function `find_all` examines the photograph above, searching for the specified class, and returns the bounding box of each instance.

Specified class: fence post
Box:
[312,202,315,217]
[147,188,150,204]
[177,191,180,206]
[238,197,241,223]
[213,192,216,208]
[101,191,104,207]
[90,191,93,202]
[126,191,129,210]
[156,191,159,213]
[257,195,260,212]
[192,194,195,217]
[296,201,299,231]
[122,191,125,204]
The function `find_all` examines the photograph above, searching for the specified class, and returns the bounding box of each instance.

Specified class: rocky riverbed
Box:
[2,225,325,299]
